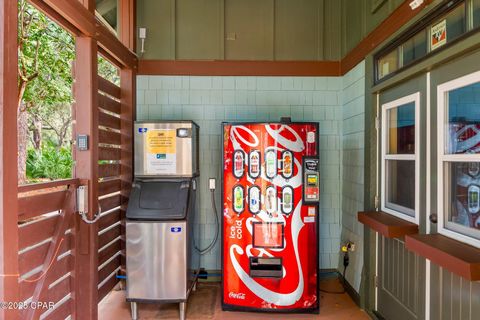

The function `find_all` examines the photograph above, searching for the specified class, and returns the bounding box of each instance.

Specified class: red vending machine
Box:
[222,122,320,313]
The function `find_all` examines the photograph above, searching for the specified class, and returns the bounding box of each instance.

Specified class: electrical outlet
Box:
[209,178,216,190]
[342,241,356,252]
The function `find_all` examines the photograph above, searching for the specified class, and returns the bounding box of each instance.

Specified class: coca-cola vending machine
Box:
[222,121,320,313]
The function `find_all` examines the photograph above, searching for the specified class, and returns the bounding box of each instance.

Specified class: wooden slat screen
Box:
[17,180,78,320]
[97,75,125,302]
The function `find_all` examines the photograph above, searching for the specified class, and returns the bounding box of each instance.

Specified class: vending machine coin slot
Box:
[303,157,320,204]
[249,257,283,278]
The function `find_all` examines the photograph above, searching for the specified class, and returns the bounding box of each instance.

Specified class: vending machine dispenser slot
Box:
[249,257,283,278]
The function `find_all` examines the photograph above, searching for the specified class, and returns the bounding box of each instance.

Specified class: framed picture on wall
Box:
[371,0,388,13]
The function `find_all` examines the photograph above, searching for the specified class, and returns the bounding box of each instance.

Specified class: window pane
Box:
[386,160,415,215]
[402,31,427,65]
[446,81,480,154]
[475,0,480,29]
[445,162,480,239]
[96,0,118,32]
[387,102,416,154]
[378,50,399,80]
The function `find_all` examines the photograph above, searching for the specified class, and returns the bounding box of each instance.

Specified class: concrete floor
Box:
[98,279,370,320]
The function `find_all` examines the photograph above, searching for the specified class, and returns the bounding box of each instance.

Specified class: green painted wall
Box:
[136,0,343,60]
[340,0,405,58]
[136,0,416,61]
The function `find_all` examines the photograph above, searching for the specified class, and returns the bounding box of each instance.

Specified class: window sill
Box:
[405,234,480,281]
[357,211,419,238]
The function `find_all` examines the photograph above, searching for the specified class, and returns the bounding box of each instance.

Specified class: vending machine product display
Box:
[222,122,320,312]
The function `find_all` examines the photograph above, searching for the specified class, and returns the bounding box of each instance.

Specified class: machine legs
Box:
[130,302,138,320]
[179,301,187,320]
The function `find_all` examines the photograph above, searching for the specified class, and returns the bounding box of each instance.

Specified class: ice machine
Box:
[126,121,200,320]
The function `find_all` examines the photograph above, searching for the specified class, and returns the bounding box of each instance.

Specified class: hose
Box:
[194,189,220,255]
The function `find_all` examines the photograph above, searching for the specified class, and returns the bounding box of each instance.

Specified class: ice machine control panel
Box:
[303,157,320,203]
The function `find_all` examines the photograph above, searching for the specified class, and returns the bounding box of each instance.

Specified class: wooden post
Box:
[119,0,136,51]
[79,0,96,13]
[120,68,135,270]
[0,0,19,319]
[73,36,99,320]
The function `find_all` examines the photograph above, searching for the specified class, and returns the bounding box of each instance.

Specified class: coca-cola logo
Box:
[228,292,246,300]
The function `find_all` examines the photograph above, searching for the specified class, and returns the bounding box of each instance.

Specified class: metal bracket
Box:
[76,185,88,215]
[76,185,102,224]
[374,194,379,210]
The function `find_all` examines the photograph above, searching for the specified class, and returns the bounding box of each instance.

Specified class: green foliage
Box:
[18,0,75,109]
[98,55,120,86]
[26,142,73,180]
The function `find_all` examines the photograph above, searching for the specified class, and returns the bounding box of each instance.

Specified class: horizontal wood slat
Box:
[98,238,122,266]
[18,216,59,251]
[99,111,121,130]
[98,274,118,303]
[138,60,341,76]
[98,93,121,114]
[99,129,121,145]
[99,224,122,249]
[99,179,122,197]
[18,190,67,220]
[46,276,71,308]
[99,194,122,213]
[42,297,72,320]
[98,76,121,99]
[19,254,73,302]
[98,164,121,179]
[99,147,121,161]
[98,255,121,284]
[19,233,73,276]
[18,179,79,193]
[99,209,121,232]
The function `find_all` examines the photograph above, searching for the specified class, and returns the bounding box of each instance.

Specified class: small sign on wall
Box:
[431,19,447,51]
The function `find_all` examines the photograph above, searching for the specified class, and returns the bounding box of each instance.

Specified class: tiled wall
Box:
[340,61,366,292]
[136,75,343,270]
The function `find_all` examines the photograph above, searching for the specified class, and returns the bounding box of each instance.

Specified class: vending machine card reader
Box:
[303,157,320,203]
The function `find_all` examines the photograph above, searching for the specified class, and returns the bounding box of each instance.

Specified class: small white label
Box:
[304,216,315,223]
[307,132,315,143]
[308,207,316,216]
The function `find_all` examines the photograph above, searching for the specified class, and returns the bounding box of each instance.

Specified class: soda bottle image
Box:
[266,186,276,214]
[249,186,260,214]
[283,151,293,178]
[234,186,244,213]
[266,150,277,179]
[282,186,293,214]
[234,151,244,178]
[249,151,260,178]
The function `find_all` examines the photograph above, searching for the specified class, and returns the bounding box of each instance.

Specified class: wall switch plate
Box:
[209,178,216,190]
[139,27,147,39]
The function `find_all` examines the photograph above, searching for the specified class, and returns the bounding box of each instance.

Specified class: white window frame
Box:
[381,92,421,224]
[437,70,480,248]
